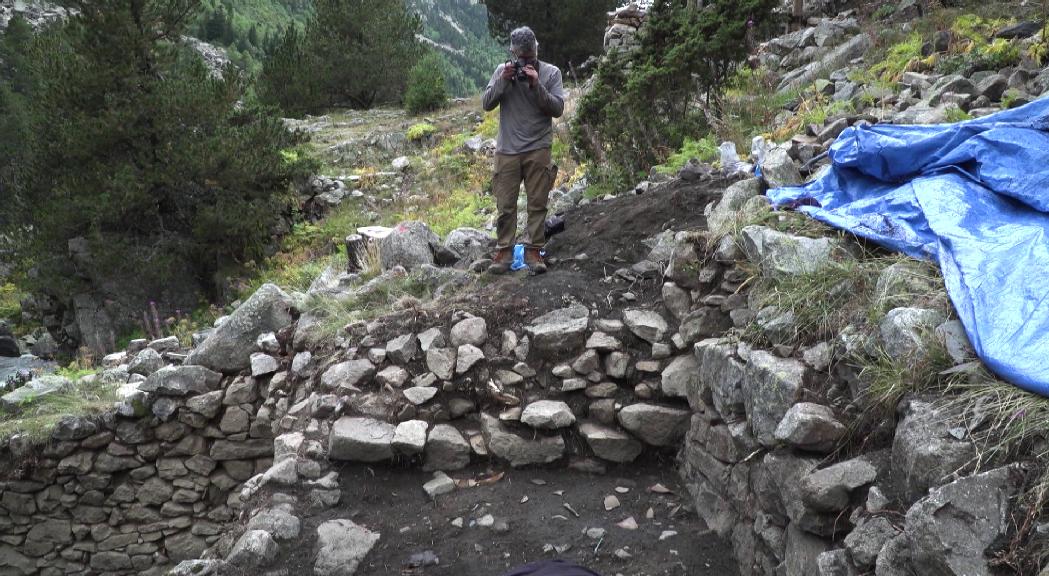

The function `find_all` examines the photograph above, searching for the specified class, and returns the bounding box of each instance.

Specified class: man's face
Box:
[513,48,537,66]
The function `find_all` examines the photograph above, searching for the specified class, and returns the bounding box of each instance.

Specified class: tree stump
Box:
[345,234,366,273]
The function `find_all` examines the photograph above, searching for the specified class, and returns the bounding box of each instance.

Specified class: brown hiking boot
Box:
[486,247,513,275]
[525,247,547,275]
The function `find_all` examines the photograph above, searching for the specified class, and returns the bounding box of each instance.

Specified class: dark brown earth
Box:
[276,177,738,576]
[277,459,739,576]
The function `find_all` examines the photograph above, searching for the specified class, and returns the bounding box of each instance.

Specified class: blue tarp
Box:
[768,98,1049,396]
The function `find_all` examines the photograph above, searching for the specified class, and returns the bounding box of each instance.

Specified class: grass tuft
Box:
[0,380,119,445]
[304,274,436,340]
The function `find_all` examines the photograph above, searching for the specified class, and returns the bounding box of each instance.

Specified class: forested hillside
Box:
[189,0,501,95]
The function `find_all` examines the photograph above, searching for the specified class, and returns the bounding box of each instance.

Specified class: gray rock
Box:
[246,506,301,541]
[128,348,165,376]
[250,353,279,377]
[185,284,294,373]
[170,560,226,576]
[392,420,428,455]
[740,226,841,277]
[424,425,471,471]
[662,282,692,321]
[417,328,446,352]
[743,351,807,446]
[579,421,642,463]
[800,457,878,512]
[586,331,622,351]
[148,335,181,353]
[875,534,912,576]
[455,344,484,374]
[256,331,280,354]
[761,146,803,189]
[376,366,410,388]
[521,400,576,430]
[329,417,396,462]
[525,305,590,353]
[403,386,438,405]
[385,334,419,364]
[604,351,630,379]
[1,375,73,412]
[445,228,494,264]
[52,415,97,441]
[616,403,690,446]
[844,516,898,569]
[623,309,669,343]
[227,530,277,568]
[661,354,700,399]
[678,307,731,344]
[778,34,872,92]
[291,350,313,378]
[816,549,857,576]
[784,522,832,576]
[935,320,974,364]
[928,75,976,106]
[694,339,745,415]
[378,221,440,271]
[423,471,457,497]
[210,439,273,461]
[707,178,764,235]
[774,403,846,453]
[450,317,488,347]
[903,466,1022,576]
[321,360,376,392]
[426,347,456,380]
[879,307,947,360]
[977,74,1008,101]
[873,261,937,313]
[140,365,221,397]
[892,400,976,503]
[314,519,380,576]
[481,413,565,467]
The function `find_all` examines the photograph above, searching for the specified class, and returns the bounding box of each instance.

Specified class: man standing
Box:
[482,26,565,275]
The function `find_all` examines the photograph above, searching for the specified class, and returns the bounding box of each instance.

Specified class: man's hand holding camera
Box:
[502,59,539,88]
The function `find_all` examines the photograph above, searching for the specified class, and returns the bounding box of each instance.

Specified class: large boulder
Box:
[140,365,221,397]
[378,221,440,271]
[773,403,846,453]
[481,413,565,467]
[661,354,700,399]
[740,226,842,277]
[743,351,807,447]
[903,466,1022,576]
[891,400,975,503]
[707,178,764,236]
[444,228,494,265]
[314,519,380,576]
[524,305,589,355]
[1,375,73,412]
[694,339,745,416]
[185,284,294,374]
[521,400,576,430]
[616,403,690,447]
[761,146,803,189]
[879,307,946,360]
[622,309,669,343]
[579,421,643,463]
[329,417,396,462]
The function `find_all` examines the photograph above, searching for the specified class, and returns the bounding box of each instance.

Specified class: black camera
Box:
[509,58,531,82]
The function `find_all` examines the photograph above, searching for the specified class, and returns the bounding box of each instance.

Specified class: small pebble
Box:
[659,530,678,541]
[477,514,495,527]
[604,495,621,511]
[615,487,630,494]
[451,517,463,528]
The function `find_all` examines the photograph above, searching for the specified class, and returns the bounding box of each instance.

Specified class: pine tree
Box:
[14,0,314,303]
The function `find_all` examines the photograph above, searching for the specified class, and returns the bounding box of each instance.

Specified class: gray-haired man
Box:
[482,26,566,275]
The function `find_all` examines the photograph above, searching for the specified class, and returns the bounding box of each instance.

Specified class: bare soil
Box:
[279,459,738,576]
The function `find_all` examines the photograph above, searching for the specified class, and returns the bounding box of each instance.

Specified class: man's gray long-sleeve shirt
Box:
[482,61,566,155]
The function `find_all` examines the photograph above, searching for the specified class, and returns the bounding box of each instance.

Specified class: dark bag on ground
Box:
[544,214,566,238]
[501,560,604,576]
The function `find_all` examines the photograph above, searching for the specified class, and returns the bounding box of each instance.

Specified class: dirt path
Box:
[280,460,738,576]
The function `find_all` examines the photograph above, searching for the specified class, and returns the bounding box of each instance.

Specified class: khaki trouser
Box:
[493,148,558,249]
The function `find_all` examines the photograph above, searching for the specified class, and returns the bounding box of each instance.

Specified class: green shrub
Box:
[407,122,438,142]
[870,33,924,83]
[404,52,449,115]
[0,283,20,323]
[573,0,778,180]
[655,135,719,174]
[943,105,973,123]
